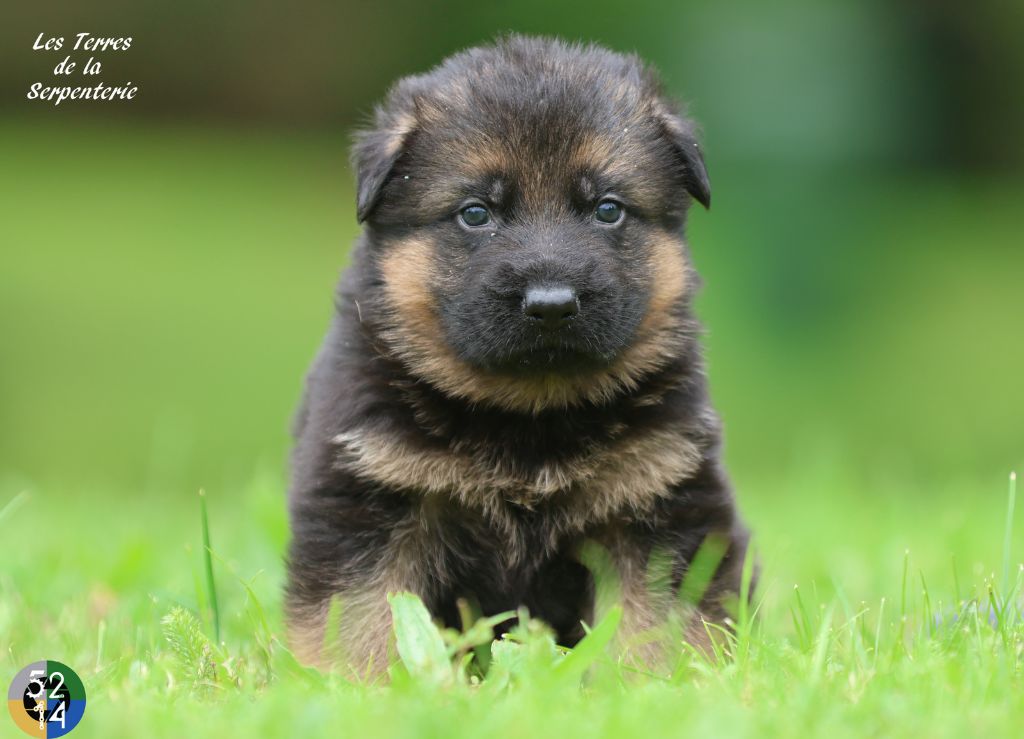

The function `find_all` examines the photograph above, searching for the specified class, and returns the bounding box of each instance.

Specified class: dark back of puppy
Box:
[285,35,749,674]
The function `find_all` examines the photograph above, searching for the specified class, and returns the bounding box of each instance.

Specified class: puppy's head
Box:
[353,36,710,413]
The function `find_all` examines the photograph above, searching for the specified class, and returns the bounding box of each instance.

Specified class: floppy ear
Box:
[655,104,711,209]
[351,109,417,222]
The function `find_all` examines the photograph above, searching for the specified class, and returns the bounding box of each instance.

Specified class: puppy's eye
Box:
[594,199,624,224]
[459,204,491,228]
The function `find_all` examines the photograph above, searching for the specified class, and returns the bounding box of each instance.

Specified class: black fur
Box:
[286,36,749,668]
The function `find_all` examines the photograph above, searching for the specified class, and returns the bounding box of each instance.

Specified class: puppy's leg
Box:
[285,495,428,677]
[286,573,420,677]
[585,527,677,670]
[589,514,750,671]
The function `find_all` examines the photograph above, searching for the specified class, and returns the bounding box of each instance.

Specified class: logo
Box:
[7,661,86,737]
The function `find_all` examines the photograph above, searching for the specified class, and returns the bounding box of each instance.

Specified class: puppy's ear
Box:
[351,108,417,222]
[655,103,711,209]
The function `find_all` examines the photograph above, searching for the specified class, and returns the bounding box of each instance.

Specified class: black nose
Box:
[523,285,579,329]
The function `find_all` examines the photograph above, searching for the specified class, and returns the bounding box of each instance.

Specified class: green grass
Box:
[2,466,1021,738]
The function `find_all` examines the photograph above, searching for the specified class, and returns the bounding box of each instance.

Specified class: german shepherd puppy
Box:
[286,35,750,673]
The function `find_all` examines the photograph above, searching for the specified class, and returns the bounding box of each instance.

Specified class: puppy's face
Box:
[354,38,710,412]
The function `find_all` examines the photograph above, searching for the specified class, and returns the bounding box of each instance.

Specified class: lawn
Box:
[1,120,1022,738]
[2,470,1020,738]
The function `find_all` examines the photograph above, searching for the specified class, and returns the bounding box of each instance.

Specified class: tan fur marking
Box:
[571,132,617,171]
[377,234,689,414]
[593,535,718,673]
[455,139,509,175]
[287,586,397,677]
[569,124,675,207]
[333,422,700,530]
[287,522,429,676]
[616,588,716,671]
[381,109,417,158]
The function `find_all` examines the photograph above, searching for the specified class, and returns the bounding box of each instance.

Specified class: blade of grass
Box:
[808,605,835,686]
[792,584,813,651]
[554,605,622,683]
[678,533,729,607]
[388,592,452,687]
[872,596,885,669]
[1002,471,1017,596]
[900,549,910,622]
[95,619,106,673]
[951,553,962,607]
[199,489,220,644]
[578,540,622,625]
[0,490,29,526]
[919,570,933,638]
[203,548,277,679]
[321,594,345,667]
[734,539,758,663]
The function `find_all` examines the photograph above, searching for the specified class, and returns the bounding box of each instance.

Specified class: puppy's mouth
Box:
[486,329,617,376]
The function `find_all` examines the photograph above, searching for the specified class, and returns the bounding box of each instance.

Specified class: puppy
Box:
[285,35,750,673]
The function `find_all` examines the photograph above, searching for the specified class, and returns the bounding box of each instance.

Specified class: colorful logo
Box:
[7,661,86,737]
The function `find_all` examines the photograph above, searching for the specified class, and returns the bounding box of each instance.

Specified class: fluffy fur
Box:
[285,35,750,675]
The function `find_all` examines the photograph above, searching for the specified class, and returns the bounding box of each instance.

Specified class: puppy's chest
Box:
[333,419,702,533]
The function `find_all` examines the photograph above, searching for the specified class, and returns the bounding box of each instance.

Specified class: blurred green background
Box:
[2,0,1022,501]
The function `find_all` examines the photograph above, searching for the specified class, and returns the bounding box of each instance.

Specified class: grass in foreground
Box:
[1,470,1021,739]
